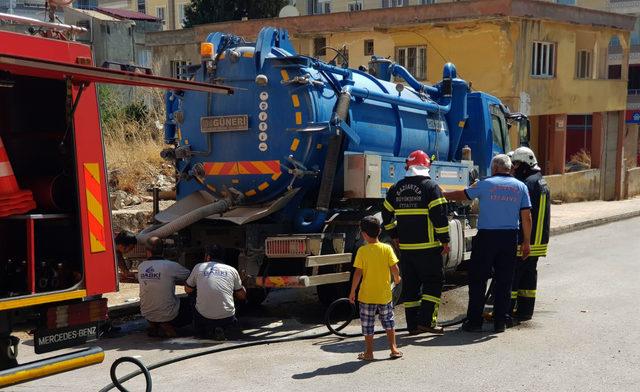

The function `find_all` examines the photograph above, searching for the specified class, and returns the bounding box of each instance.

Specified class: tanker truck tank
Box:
[156,27,520,305]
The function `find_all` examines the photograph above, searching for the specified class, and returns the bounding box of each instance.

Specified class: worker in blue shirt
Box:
[444,154,532,333]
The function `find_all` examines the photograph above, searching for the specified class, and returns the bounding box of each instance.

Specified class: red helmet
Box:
[406,150,431,169]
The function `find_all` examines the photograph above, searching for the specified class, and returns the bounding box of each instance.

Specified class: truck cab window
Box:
[490,106,511,153]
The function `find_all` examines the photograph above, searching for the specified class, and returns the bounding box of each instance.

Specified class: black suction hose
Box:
[104,282,494,392]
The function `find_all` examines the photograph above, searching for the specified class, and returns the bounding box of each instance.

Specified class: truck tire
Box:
[316,264,351,307]
[246,288,269,306]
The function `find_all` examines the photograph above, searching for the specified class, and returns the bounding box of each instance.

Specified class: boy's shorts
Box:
[359,302,395,336]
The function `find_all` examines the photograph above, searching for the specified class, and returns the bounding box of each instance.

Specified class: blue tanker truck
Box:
[140,27,529,305]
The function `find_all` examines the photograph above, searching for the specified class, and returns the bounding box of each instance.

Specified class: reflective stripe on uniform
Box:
[534,193,547,245]
[398,242,441,250]
[384,221,397,230]
[511,291,518,299]
[403,300,421,308]
[384,199,395,212]
[434,226,449,234]
[395,208,429,216]
[421,294,441,304]
[516,244,548,257]
[518,289,536,298]
[428,197,447,210]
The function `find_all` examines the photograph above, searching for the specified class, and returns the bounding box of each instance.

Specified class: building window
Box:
[555,0,575,4]
[382,0,405,7]
[311,0,330,14]
[531,41,555,77]
[575,50,592,79]
[137,49,152,68]
[137,0,145,13]
[364,39,374,56]
[608,65,622,80]
[177,3,187,27]
[314,37,327,56]
[170,60,188,79]
[421,0,436,4]
[156,6,165,22]
[348,1,362,11]
[396,46,427,80]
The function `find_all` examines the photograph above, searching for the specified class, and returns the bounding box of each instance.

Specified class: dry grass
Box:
[566,148,592,172]
[100,86,173,194]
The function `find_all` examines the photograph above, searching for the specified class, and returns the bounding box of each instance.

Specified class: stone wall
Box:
[625,167,640,198]
[544,169,601,202]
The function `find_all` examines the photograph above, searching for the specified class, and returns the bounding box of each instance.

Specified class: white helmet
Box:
[507,151,514,159]
[511,146,540,170]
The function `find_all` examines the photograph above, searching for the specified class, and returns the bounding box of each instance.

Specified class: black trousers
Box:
[400,248,444,330]
[467,230,518,327]
[511,256,538,318]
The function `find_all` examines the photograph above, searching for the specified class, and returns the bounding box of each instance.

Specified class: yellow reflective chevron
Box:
[511,291,518,299]
[399,242,441,250]
[534,193,547,245]
[384,221,397,230]
[403,300,421,308]
[518,289,536,298]
[395,208,429,216]
[434,226,449,234]
[421,294,441,304]
[383,199,394,212]
[428,197,447,210]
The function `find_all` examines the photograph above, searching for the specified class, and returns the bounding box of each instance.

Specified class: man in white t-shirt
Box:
[138,237,191,338]
[185,245,246,339]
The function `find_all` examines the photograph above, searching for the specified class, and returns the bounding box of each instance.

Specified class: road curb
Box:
[550,209,640,236]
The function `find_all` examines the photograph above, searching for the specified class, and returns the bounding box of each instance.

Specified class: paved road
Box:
[11,218,640,391]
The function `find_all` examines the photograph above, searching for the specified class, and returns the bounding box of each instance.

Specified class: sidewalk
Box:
[105,196,640,310]
[550,196,640,235]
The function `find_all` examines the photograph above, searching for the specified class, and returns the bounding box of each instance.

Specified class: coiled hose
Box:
[101,295,475,392]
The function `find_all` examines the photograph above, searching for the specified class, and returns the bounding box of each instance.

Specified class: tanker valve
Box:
[281,74,324,87]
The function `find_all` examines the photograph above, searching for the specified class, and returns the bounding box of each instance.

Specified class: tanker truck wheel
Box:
[246,288,270,306]
[316,264,351,307]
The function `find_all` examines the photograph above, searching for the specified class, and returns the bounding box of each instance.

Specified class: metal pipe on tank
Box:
[342,85,450,113]
[390,64,439,96]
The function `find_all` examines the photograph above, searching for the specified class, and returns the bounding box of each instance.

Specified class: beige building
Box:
[295,0,608,15]
[146,0,637,200]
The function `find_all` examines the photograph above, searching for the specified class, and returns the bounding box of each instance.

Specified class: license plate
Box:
[34,322,99,354]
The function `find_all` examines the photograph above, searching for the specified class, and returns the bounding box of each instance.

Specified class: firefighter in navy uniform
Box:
[382,150,450,335]
[510,147,550,321]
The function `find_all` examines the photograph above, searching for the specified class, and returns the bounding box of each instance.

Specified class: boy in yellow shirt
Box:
[349,216,403,360]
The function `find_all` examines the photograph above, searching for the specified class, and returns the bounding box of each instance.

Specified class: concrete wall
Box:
[625,167,640,198]
[545,169,601,202]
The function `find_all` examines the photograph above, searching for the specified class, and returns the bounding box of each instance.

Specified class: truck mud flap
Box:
[0,346,104,388]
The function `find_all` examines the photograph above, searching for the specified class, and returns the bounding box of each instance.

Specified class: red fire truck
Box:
[0,15,232,387]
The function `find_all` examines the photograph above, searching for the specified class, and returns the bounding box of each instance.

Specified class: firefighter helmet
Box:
[511,146,540,170]
[406,150,431,169]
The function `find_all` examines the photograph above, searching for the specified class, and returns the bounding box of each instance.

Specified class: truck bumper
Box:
[251,253,352,288]
[0,346,104,388]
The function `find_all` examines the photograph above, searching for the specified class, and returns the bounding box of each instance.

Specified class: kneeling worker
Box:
[185,245,246,339]
[138,237,192,338]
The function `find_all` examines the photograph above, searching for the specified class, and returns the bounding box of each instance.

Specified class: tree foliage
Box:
[184,0,288,28]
